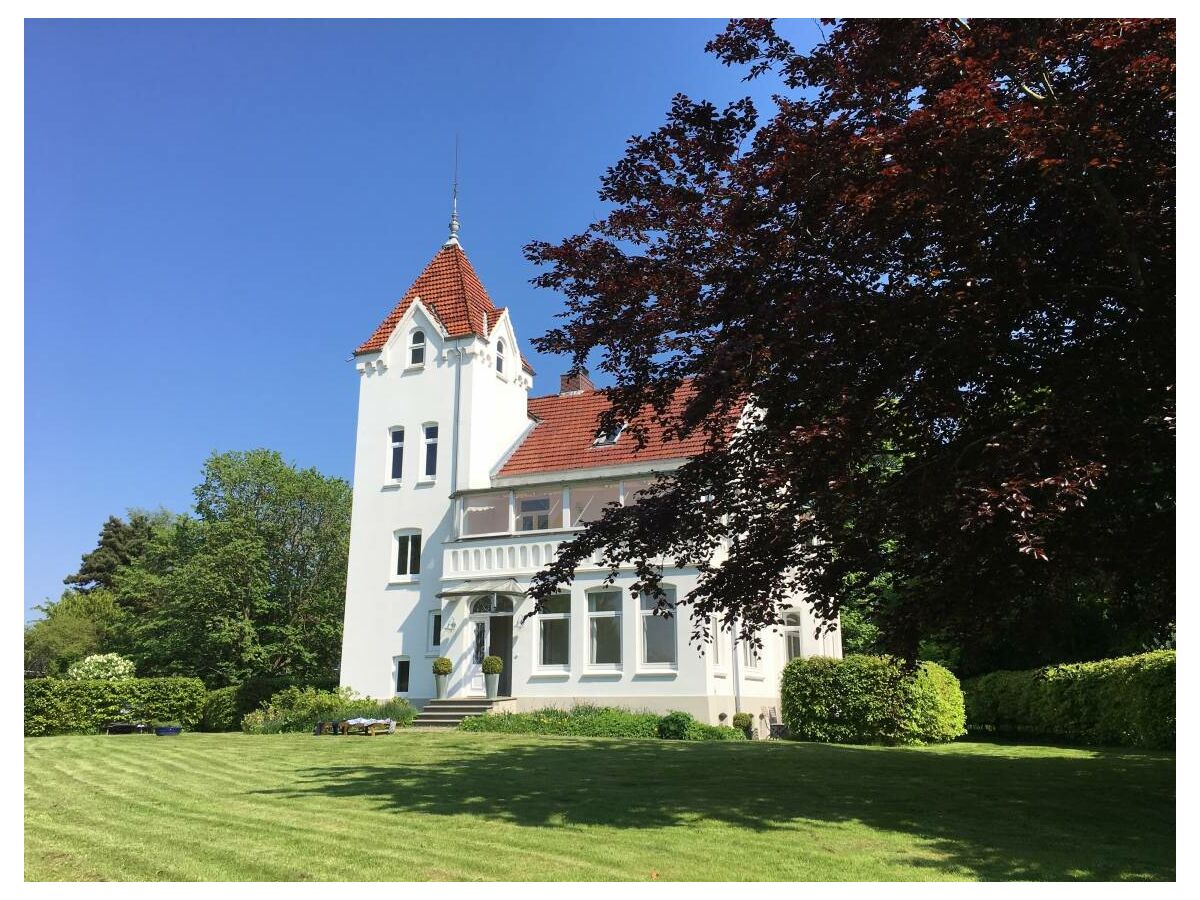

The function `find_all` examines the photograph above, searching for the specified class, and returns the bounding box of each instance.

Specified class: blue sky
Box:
[25,18,821,619]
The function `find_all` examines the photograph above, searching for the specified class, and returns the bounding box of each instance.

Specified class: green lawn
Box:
[25,730,1174,881]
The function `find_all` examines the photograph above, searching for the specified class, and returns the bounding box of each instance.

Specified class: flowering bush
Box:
[65,653,135,681]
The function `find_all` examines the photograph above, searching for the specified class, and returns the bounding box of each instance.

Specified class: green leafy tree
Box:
[24,589,127,677]
[113,450,351,685]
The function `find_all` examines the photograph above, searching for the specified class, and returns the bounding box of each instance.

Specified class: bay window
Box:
[515,490,563,532]
[462,492,510,536]
[570,483,621,525]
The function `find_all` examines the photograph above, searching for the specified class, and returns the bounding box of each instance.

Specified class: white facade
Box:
[339,238,841,728]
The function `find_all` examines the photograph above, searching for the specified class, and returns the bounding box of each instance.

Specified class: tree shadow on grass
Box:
[250,737,1174,881]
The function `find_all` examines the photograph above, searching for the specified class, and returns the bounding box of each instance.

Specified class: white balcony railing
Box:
[442,532,605,580]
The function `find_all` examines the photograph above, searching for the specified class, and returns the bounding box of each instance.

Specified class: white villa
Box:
[339,215,841,730]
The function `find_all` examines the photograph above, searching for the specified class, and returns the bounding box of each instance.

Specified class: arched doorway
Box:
[468,594,515,696]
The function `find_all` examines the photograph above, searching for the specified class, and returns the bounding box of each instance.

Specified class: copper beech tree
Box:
[523,19,1175,660]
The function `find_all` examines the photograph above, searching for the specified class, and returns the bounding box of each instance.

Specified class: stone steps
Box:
[412,697,507,728]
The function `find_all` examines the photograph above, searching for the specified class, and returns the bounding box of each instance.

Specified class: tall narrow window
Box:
[539,595,571,668]
[742,639,761,670]
[496,339,505,374]
[389,428,404,481]
[710,616,722,667]
[783,611,804,661]
[396,531,422,576]
[394,657,410,694]
[588,591,622,666]
[410,330,425,366]
[429,610,443,652]
[423,424,438,478]
[640,591,677,667]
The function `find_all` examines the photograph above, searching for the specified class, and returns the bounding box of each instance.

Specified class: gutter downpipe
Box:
[731,616,744,714]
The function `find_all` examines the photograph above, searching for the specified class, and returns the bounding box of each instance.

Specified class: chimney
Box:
[559,369,595,396]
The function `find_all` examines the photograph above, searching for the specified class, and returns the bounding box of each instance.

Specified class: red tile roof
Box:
[355,243,535,374]
[498,381,724,477]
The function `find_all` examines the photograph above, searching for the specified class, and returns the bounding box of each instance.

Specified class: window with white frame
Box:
[409,330,426,367]
[389,427,404,481]
[621,478,653,506]
[394,656,411,694]
[422,424,438,478]
[783,611,804,661]
[515,489,563,532]
[570,483,620,525]
[428,610,443,653]
[538,595,571,668]
[710,616,723,667]
[587,590,622,666]
[462,492,509,536]
[592,422,624,446]
[639,590,677,667]
[741,637,762,670]
[395,531,421,577]
[496,339,505,374]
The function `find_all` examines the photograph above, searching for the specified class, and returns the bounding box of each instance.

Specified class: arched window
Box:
[496,340,505,374]
[410,330,426,367]
[471,595,514,615]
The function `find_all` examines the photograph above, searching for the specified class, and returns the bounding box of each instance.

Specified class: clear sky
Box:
[25,18,821,620]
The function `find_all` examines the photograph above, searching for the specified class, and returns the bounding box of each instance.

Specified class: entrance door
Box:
[466,594,515,697]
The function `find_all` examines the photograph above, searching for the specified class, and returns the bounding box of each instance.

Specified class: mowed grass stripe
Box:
[25,732,1175,881]
[27,740,620,881]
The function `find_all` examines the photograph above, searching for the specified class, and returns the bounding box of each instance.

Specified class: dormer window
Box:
[409,330,426,367]
[496,340,505,374]
[592,423,624,446]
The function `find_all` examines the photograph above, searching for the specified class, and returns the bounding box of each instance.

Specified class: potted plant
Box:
[732,712,754,740]
[432,656,452,699]
[482,655,503,699]
[153,721,183,737]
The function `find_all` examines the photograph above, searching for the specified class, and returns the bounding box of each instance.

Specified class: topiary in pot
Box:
[732,712,754,739]
[432,656,452,699]
[482,655,503,699]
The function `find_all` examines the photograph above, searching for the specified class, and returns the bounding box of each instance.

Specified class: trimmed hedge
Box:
[780,655,966,745]
[963,650,1175,749]
[460,705,746,741]
[25,677,207,736]
[197,677,340,732]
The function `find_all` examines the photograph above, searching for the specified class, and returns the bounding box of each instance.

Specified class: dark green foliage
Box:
[24,589,127,678]
[64,511,162,592]
[24,677,207,736]
[432,656,452,676]
[241,686,415,734]
[657,710,695,740]
[731,711,754,738]
[963,650,1175,749]
[460,705,663,739]
[481,655,503,675]
[460,705,745,741]
[199,686,240,732]
[781,655,966,745]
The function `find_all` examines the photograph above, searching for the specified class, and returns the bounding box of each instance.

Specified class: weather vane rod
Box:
[446,135,461,246]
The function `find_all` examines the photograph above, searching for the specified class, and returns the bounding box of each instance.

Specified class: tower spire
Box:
[445,136,461,247]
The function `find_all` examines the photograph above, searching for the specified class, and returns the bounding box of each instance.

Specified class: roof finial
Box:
[445,136,461,247]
